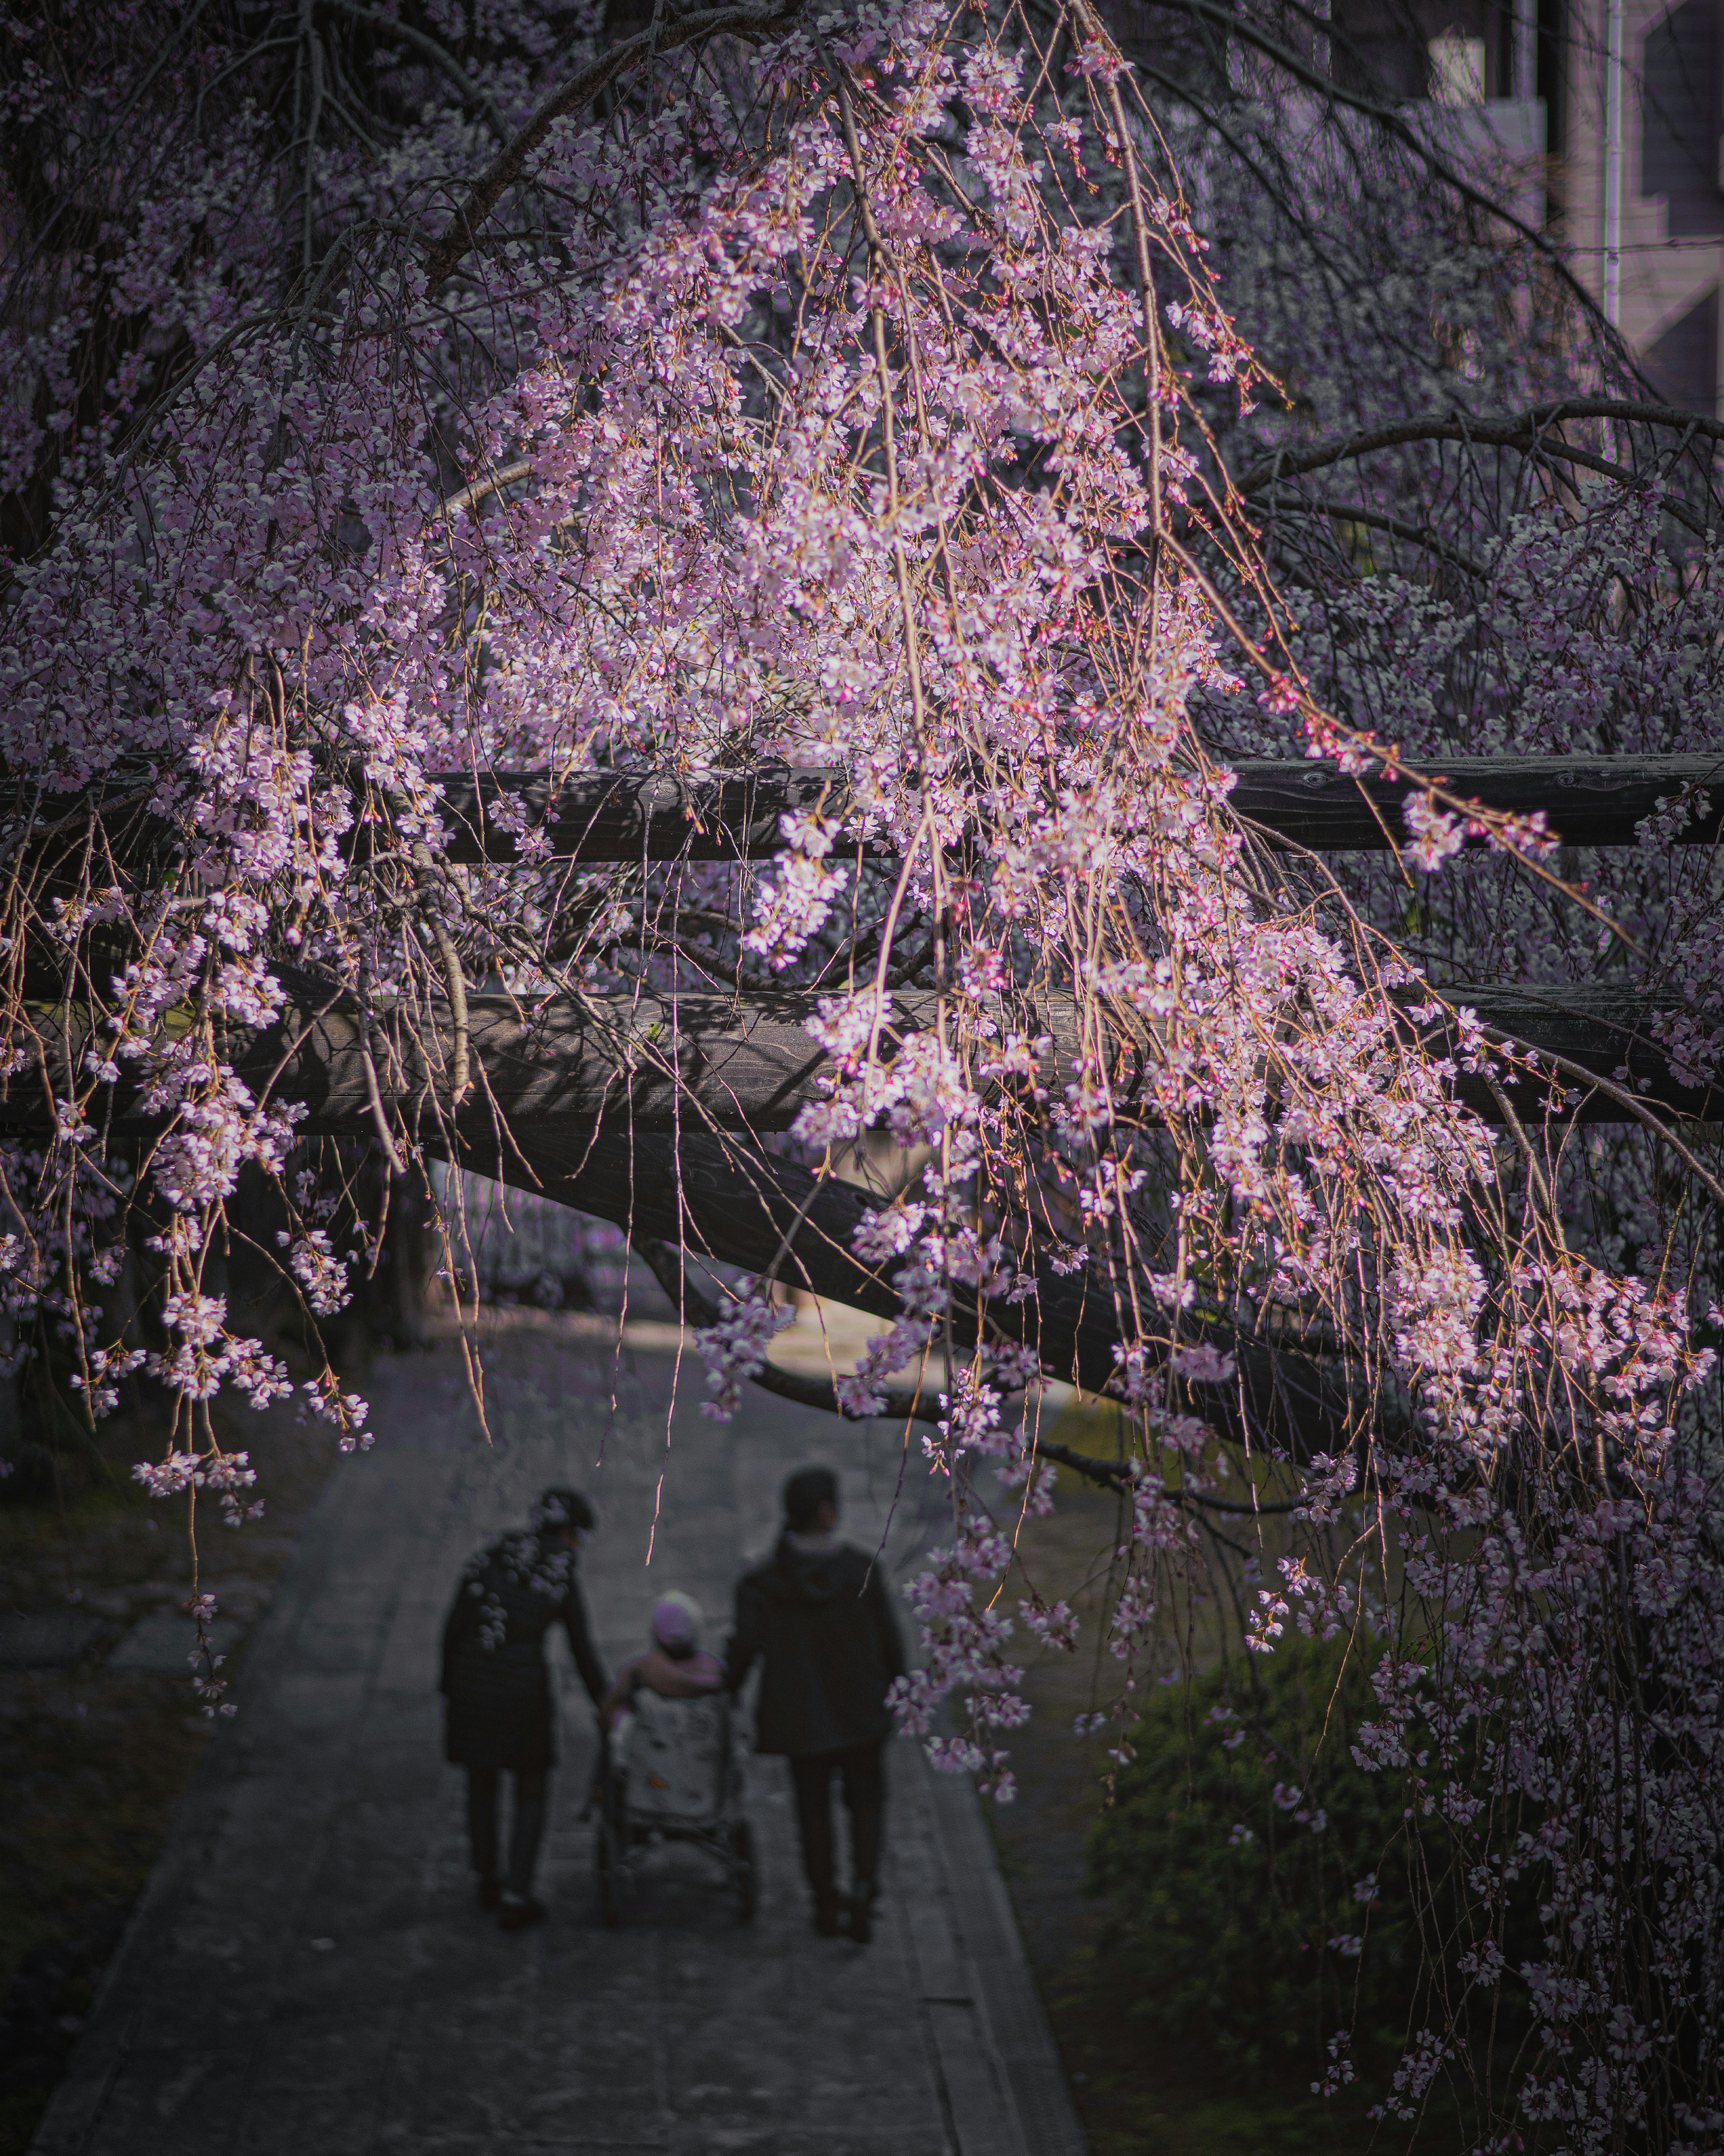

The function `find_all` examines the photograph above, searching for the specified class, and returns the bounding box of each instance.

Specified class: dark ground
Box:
[1,1399,341,2156]
[8,1332,1449,2156]
[13,1313,1082,2156]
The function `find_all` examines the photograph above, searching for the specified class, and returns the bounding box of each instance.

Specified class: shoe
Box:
[476,1875,502,1912]
[498,1896,546,1932]
[813,1896,844,1938]
[848,1883,876,1945]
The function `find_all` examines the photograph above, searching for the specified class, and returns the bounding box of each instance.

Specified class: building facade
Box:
[1557,0,1723,410]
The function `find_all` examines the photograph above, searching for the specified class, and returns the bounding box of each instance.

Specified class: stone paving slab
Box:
[31,1321,1086,2156]
[0,1612,104,1668]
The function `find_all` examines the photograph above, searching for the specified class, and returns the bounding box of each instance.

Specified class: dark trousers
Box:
[788,1741,885,1906]
[466,1765,550,1898]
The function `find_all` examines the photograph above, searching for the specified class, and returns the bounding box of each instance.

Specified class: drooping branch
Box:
[10,757,1720,883]
[633,1235,946,1424]
[319,3,510,138]
[1131,0,1613,326]
[422,0,808,295]
[1253,494,1488,580]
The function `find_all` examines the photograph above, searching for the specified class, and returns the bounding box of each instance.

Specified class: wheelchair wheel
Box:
[730,1818,757,1924]
[596,1815,623,1928]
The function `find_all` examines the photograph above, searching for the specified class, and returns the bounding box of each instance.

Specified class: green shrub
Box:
[1084,1636,1425,2087]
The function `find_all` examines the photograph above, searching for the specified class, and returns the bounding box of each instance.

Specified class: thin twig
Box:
[424,0,807,293]
[320,1,510,137]
[636,1237,943,1423]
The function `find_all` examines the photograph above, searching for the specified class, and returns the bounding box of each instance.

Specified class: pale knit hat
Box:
[650,1591,704,1654]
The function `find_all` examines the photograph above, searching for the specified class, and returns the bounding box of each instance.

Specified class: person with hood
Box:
[598,1591,725,1729]
[440,1486,607,1931]
[725,1465,906,1943]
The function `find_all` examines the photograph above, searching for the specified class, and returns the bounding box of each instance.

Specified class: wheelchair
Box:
[594,1689,756,1927]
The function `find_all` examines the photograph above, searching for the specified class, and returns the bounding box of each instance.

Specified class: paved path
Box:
[32,1317,1086,2156]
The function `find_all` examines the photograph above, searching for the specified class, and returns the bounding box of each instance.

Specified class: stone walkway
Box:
[31,1316,1086,2156]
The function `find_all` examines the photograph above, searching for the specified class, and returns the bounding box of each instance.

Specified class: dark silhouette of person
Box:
[440,1486,607,1931]
[725,1465,906,1942]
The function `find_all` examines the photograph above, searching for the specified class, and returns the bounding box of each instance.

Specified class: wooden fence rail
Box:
[430,756,1724,860]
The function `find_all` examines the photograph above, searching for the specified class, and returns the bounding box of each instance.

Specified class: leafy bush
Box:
[1084,1637,1429,2089]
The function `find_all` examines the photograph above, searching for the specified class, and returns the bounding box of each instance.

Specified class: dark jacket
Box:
[440,1529,607,1771]
[726,1536,906,1756]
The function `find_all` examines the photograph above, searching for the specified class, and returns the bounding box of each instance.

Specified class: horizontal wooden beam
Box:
[431,755,1724,860]
[4,975,1716,1149]
[1225,756,1724,851]
[8,757,1717,879]
[1398,983,1724,1123]
[434,765,860,864]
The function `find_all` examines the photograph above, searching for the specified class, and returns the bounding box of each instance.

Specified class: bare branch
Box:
[1234,399,1724,501]
[319,2,510,138]
[1255,492,1487,579]
[423,0,808,294]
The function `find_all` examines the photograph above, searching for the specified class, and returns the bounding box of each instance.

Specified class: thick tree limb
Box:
[6,974,1720,1145]
[0,979,977,1138]
[1232,400,1724,500]
[637,1239,1324,1496]
[1035,1438,1130,1490]
[444,1125,1394,1455]
[431,1120,1130,1389]
[1028,1441,1302,1509]
[0,978,1421,1443]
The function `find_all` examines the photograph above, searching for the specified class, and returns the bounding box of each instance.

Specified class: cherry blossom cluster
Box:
[2,0,1721,2135]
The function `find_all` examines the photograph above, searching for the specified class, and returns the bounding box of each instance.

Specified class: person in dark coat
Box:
[725,1465,906,1943]
[440,1486,607,1931]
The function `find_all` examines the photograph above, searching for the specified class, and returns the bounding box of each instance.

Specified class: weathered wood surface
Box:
[4,978,1716,1136]
[1,983,942,1138]
[1227,756,1724,851]
[435,764,862,864]
[1400,983,1724,1123]
[7,755,1720,870]
[435,756,1724,859]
